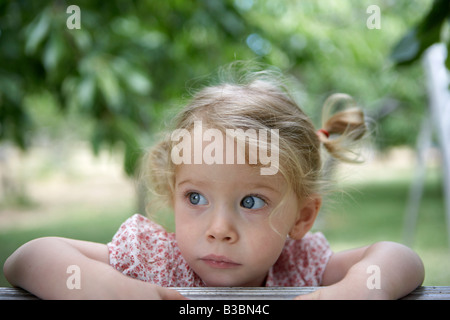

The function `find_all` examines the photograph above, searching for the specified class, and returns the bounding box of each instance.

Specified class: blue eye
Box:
[241,195,266,209]
[188,192,208,205]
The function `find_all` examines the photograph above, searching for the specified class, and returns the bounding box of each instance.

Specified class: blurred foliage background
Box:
[1,0,450,288]
[1,0,447,175]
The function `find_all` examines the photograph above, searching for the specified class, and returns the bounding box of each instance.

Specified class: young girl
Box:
[4,66,424,300]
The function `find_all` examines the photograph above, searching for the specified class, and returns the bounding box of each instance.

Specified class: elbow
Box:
[3,237,62,287]
[3,254,15,286]
[371,241,425,286]
[4,240,29,286]
[402,243,425,286]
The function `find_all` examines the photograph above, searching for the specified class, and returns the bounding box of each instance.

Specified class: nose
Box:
[206,209,239,244]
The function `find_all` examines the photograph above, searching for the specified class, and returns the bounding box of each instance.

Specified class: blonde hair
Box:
[140,64,366,216]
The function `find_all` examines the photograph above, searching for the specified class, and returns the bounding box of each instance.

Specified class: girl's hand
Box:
[293,281,389,300]
[126,282,187,300]
[155,286,188,300]
[295,241,424,300]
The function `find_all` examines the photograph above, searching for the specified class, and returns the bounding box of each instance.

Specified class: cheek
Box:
[174,204,194,244]
[268,196,301,236]
[175,217,199,264]
[245,223,287,262]
[175,210,198,242]
[173,200,208,253]
[174,198,195,229]
[266,212,297,239]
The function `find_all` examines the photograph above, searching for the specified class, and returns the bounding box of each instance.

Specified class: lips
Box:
[200,254,241,269]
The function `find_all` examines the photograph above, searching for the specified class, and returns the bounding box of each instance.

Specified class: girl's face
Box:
[173,161,309,287]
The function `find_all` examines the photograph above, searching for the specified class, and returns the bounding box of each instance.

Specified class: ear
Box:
[288,195,322,240]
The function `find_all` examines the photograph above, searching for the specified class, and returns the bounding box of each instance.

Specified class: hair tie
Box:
[317,129,330,138]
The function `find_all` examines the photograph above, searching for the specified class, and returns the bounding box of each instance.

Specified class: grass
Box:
[318,169,449,286]
[0,163,448,288]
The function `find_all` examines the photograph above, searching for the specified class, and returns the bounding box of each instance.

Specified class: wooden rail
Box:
[1,286,449,300]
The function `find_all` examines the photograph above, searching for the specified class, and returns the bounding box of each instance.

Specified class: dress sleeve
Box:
[107,214,176,285]
[267,232,333,287]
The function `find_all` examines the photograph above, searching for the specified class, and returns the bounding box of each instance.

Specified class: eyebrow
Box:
[245,182,282,195]
[175,179,281,195]
[175,179,209,189]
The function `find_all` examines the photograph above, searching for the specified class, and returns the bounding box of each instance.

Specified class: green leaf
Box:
[43,32,65,74]
[114,118,142,176]
[417,0,449,34]
[77,76,96,110]
[95,58,123,112]
[24,9,51,55]
[390,28,420,65]
[123,142,142,176]
[391,0,449,66]
[111,58,152,95]
[125,71,152,95]
[446,41,450,70]
[0,74,22,105]
[91,125,104,156]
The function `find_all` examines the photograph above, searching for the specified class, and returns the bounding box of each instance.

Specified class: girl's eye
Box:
[188,192,208,205]
[240,195,266,210]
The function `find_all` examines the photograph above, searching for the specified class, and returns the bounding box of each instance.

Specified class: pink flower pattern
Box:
[107,214,332,287]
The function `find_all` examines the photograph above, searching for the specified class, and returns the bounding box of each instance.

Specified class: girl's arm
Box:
[296,241,425,300]
[3,237,185,300]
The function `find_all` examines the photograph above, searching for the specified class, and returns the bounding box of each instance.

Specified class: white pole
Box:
[422,43,450,248]
[403,115,432,246]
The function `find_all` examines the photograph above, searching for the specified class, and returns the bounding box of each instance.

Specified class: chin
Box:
[200,273,263,287]
[202,277,243,287]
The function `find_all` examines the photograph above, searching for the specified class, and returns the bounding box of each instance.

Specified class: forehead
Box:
[170,121,280,176]
[175,162,285,192]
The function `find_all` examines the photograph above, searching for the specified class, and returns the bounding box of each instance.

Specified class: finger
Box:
[158,287,189,300]
[294,290,321,300]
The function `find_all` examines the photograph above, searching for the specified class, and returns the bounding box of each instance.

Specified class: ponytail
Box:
[317,93,367,163]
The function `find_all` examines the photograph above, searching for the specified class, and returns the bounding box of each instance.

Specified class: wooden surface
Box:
[1,286,449,300]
